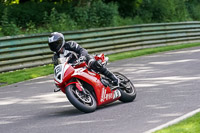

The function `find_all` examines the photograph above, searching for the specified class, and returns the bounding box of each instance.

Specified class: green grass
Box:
[0,64,54,86]
[154,112,200,133]
[108,43,200,62]
[0,42,200,87]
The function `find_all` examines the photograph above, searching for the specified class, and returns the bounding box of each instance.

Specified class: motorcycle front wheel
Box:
[65,84,97,113]
[114,72,136,102]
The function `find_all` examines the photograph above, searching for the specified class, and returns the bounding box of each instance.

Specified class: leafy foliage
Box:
[0,8,20,35]
[186,0,200,20]
[0,0,119,36]
[73,0,118,28]
[0,0,200,36]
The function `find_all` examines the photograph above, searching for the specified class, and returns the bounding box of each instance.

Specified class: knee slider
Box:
[89,59,103,72]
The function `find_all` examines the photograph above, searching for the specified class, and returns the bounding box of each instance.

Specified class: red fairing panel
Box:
[61,82,82,94]
[63,65,75,83]
[71,69,120,106]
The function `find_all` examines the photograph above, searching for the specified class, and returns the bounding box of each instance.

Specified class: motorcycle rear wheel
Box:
[65,84,97,113]
[114,72,136,102]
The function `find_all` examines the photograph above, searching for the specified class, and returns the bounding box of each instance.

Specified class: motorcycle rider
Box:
[48,32,119,87]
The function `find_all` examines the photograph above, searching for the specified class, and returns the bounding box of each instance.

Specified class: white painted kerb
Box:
[145,108,200,133]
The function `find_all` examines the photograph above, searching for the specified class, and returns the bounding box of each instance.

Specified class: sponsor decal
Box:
[100,88,121,102]
[88,71,96,76]
[70,41,78,48]
[49,36,54,42]
[72,68,85,76]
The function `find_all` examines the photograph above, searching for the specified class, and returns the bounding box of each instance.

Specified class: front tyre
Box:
[114,72,136,102]
[65,84,97,113]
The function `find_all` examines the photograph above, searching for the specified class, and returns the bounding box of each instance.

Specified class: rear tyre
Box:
[114,72,136,102]
[65,84,97,113]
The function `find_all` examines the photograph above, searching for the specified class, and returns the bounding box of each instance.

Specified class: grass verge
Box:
[0,64,54,87]
[154,112,200,133]
[0,42,200,87]
[108,43,200,62]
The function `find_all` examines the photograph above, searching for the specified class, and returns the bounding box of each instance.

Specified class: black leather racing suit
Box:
[52,41,118,84]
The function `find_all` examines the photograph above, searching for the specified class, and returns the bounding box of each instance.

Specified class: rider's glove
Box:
[76,56,86,64]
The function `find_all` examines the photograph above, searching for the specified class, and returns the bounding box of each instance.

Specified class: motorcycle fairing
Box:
[63,82,83,92]
[71,69,121,106]
[54,62,75,87]
[54,60,121,106]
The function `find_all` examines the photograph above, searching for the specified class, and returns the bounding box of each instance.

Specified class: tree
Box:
[104,0,143,17]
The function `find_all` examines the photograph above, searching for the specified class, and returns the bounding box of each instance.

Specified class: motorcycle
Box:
[53,53,136,113]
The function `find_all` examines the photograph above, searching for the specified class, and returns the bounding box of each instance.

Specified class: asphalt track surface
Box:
[0,47,200,133]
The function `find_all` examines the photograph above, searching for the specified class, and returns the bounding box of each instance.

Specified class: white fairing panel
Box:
[54,64,64,83]
[54,63,70,84]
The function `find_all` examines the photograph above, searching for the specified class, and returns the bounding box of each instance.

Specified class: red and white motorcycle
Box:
[53,53,136,113]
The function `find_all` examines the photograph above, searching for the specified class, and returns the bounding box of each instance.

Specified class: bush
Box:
[72,0,118,28]
[73,6,89,29]
[0,0,200,37]
[151,0,189,22]
[44,8,77,32]
[0,1,119,36]
[1,8,21,36]
[186,0,200,20]
[3,2,70,28]
[0,3,5,21]
[88,1,118,27]
[106,0,191,23]
[113,15,143,26]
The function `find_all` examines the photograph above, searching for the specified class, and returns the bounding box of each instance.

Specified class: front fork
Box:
[76,79,88,95]
[54,88,61,92]
[54,84,61,92]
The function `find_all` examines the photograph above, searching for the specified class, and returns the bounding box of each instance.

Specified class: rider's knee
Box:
[88,59,104,72]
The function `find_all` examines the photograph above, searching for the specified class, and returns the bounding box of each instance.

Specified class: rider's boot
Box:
[102,69,120,89]
[88,59,120,89]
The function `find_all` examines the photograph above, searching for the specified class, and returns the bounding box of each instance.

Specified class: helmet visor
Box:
[48,39,63,52]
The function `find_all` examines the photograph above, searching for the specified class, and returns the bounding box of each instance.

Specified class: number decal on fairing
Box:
[54,65,63,83]
[55,66,62,76]
[113,90,121,99]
